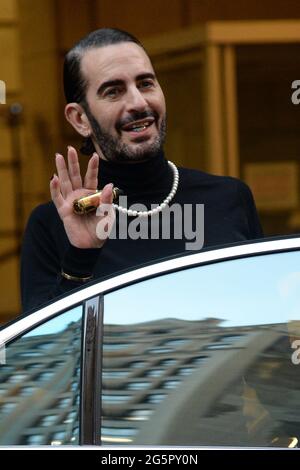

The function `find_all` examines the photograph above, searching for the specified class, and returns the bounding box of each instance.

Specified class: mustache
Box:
[116,110,158,131]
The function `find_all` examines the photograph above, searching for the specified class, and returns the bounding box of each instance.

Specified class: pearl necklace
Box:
[112,160,179,217]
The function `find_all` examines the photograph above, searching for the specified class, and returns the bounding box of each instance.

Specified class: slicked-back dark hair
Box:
[63,28,144,154]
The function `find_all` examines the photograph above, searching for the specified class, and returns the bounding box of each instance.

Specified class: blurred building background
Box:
[1,315,298,446]
[1,0,300,321]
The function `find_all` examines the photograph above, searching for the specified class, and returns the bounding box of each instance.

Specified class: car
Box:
[0,234,300,447]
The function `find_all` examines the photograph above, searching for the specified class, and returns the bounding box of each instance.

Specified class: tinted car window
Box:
[0,306,83,445]
[102,250,300,447]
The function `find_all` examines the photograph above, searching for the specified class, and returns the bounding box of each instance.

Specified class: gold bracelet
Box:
[61,270,93,282]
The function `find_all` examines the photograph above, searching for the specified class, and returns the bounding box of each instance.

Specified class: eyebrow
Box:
[96,73,156,96]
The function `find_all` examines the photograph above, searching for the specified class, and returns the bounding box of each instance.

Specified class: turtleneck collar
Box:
[98,151,172,196]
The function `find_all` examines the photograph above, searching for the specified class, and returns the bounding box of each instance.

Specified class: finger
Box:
[96,183,115,221]
[50,174,65,212]
[55,153,73,198]
[100,183,114,204]
[67,146,82,189]
[84,152,99,189]
[86,183,113,211]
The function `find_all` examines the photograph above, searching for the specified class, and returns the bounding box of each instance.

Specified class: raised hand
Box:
[50,146,115,248]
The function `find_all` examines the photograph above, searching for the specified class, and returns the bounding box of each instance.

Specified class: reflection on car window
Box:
[0,306,82,446]
[102,251,300,447]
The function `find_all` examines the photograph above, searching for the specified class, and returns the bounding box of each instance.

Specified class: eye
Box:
[138,80,154,89]
[104,87,122,98]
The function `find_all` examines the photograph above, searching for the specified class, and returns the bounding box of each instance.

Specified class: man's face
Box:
[80,42,166,162]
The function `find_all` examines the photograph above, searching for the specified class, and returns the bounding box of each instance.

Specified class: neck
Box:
[98,151,172,195]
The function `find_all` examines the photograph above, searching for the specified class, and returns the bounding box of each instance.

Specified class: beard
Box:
[83,104,166,163]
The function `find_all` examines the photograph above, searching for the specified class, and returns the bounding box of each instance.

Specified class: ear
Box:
[64,102,91,137]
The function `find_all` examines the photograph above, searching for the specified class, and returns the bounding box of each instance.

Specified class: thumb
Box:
[100,183,114,204]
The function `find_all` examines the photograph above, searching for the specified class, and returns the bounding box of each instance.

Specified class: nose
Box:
[126,85,148,112]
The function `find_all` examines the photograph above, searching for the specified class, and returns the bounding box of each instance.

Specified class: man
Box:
[21,28,263,312]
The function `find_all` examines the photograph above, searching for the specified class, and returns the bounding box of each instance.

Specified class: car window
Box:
[102,250,300,447]
[0,306,83,445]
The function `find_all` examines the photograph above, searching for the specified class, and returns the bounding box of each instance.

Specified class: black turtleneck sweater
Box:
[21,153,263,312]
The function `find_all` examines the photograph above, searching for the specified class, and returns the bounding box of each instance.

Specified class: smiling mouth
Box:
[121,118,155,133]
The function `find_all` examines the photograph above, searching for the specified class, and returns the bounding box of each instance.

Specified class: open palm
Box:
[50,146,115,248]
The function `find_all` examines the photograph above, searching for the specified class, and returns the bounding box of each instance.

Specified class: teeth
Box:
[125,121,152,132]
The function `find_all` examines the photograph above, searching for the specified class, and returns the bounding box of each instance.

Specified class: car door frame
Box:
[1,234,300,446]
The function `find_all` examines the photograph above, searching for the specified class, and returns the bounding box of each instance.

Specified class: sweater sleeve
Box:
[20,204,101,313]
[238,181,264,240]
